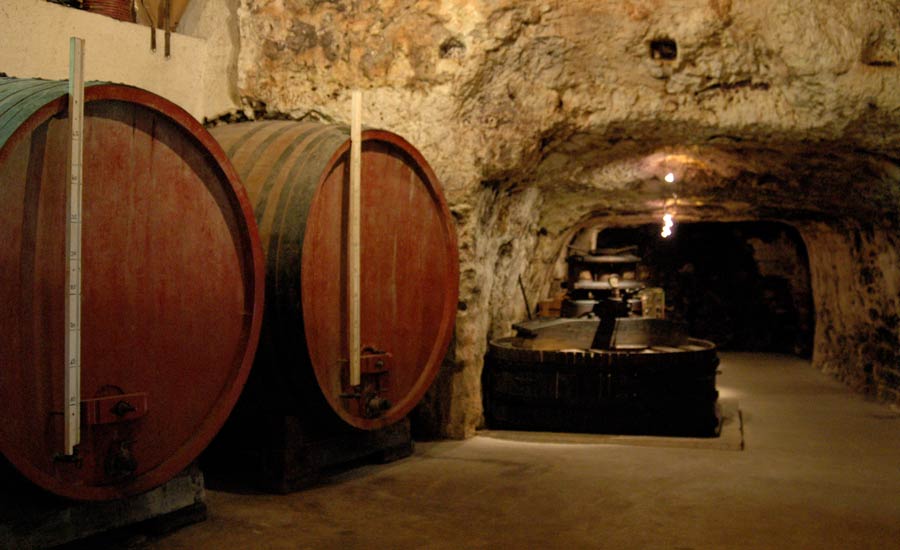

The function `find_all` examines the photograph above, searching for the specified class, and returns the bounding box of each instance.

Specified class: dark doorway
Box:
[596,221,813,356]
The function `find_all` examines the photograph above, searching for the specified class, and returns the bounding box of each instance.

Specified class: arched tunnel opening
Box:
[470,142,900,439]
[480,218,818,437]
[589,221,813,356]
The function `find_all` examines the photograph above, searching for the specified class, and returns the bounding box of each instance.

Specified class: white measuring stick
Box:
[64,37,85,456]
[349,91,362,387]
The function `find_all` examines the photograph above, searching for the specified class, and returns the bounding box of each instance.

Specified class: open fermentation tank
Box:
[485,234,720,437]
[486,318,720,436]
[210,121,459,430]
[0,78,264,500]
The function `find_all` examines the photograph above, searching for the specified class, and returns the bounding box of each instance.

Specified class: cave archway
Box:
[589,221,814,356]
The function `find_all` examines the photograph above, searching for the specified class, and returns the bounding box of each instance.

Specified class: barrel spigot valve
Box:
[365,395,392,418]
[52,449,83,466]
[340,347,393,418]
[105,439,138,479]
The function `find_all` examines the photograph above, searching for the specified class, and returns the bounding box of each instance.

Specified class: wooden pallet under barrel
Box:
[203,393,414,494]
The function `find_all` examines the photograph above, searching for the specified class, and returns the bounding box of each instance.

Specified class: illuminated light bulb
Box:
[664,172,675,183]
[661,212,675,238]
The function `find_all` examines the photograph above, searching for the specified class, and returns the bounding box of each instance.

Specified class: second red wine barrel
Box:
[210,121,458,430]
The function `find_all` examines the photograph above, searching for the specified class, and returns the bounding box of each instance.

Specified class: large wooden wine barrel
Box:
[0,78,264,500]
[210,121,458,430]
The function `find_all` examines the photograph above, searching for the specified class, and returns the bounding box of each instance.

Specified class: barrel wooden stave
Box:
[0,78,264,500]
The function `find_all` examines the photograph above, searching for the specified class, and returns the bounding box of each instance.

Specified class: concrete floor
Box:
[144,353,900,549]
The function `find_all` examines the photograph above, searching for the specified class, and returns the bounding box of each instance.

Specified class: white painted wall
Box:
[0,0,238,121]
[176,0,241,120]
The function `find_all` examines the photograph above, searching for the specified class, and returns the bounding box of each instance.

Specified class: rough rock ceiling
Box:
[237,0,900,233]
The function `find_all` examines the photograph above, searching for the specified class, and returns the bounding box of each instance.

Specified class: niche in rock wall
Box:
[595,221,813,356]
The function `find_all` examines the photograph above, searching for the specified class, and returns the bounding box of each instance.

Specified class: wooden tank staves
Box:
[484,318,720,437]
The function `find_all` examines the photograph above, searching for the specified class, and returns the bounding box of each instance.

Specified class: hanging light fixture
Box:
[660,212,675,238]
[656,155,680,238]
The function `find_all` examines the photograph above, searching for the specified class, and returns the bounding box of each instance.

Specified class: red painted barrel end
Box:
[0,78,264,500]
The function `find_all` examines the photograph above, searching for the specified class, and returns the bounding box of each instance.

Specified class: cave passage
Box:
[595,221,813,356]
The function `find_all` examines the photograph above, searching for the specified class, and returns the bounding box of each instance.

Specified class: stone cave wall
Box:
[802,222,900,404]
[218,0,900,437]
[412,185,544,438]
